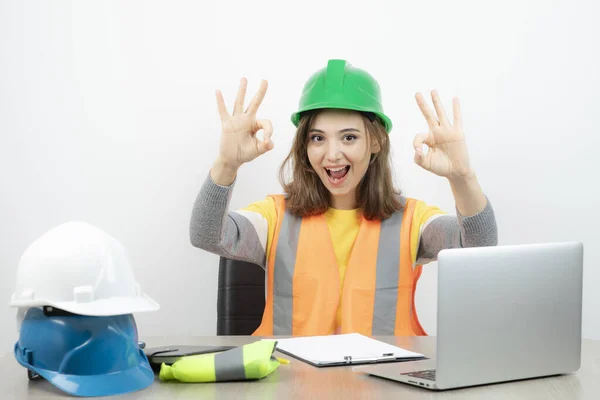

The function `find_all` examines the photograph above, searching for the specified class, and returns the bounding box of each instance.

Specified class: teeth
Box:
[327,166,347,172]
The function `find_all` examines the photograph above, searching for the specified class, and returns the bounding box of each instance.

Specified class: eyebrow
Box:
[308,128,362,134]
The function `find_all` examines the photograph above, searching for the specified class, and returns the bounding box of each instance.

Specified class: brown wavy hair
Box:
[278,110,403,220]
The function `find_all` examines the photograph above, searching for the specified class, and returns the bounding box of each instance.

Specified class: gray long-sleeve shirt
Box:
[189,174,498,268]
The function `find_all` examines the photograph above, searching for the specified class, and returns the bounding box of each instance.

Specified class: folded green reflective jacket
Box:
[159,340,281,383]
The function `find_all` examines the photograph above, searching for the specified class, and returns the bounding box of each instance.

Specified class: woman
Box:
[190,59,497,337]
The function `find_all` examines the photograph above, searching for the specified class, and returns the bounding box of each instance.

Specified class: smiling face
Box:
[306,109,379,210]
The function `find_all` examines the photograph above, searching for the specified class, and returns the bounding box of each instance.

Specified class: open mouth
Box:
[325,166,350,185]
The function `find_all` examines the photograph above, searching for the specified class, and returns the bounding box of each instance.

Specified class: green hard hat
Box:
[290,59,393,133]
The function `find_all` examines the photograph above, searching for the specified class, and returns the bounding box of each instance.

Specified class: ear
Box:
[369,139,381,166]
[371,139,381,154]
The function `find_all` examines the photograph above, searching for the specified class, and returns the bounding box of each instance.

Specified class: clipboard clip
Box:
[343,353,396,364]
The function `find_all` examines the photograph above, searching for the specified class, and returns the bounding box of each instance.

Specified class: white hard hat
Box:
[9,221,159,316]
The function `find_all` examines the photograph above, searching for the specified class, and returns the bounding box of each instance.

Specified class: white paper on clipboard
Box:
[269,333,426,367]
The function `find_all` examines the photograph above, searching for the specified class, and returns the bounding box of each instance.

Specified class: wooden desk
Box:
[2,336,598,399]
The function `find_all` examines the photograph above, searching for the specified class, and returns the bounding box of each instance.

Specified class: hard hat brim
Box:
[14,345,155,397]
[9,293,160,316]
[290,103,393,133]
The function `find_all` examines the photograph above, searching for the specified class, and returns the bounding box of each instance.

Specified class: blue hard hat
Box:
[14,307,154,397]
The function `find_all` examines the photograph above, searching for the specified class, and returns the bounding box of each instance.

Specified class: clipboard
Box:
[270,333,427,367]
[275,348,426,367]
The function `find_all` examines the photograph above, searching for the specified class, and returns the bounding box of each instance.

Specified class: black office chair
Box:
[216,257,266,335]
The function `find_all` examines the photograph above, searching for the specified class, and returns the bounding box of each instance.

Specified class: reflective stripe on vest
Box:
[214,345,246,381]
[253,195,425,337]
[271,205,301,335]
[372,208,403,334]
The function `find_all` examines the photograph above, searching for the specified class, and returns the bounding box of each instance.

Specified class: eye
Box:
[310,134,324,142]
[343,134,357,142]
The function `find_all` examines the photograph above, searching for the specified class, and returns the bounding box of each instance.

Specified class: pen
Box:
[343,353,396,363]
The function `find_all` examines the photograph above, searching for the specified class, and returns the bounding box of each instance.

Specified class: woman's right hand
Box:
[215,78,274,170]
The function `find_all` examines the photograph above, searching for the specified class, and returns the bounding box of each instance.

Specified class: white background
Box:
[1,0,599,353]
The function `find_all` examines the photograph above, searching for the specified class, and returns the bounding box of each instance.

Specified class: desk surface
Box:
[2,336,598,399]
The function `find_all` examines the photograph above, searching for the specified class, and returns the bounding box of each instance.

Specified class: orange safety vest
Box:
[252,194,428,337]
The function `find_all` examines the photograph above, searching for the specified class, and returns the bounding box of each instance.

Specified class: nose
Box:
[326,140,342,162]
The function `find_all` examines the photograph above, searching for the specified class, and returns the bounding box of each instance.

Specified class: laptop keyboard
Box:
[403,369,436,381]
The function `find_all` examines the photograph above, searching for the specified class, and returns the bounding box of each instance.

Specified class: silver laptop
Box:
[355,241,583,390]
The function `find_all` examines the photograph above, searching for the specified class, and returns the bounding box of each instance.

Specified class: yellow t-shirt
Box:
[241,197,444,332]
[324,207,362,330]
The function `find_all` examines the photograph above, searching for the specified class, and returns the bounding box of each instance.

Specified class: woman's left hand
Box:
[413,90,474,180]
